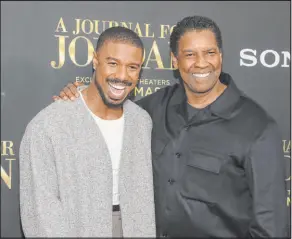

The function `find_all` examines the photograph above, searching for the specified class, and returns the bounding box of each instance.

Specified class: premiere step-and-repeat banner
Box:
[1,1,290,237]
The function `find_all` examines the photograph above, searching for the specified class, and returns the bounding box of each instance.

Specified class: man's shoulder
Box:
[25,100,79,132]
[135,84,179,113]
[241,94,274,121]
[125,100,152,125]
[237,94,278,133]
[137,84,178,104]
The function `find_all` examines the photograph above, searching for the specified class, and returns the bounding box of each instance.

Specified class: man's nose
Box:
[116,66,128,81]
[195,54,209,68]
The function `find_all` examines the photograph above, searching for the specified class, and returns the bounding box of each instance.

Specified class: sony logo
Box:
[240,49,290,68]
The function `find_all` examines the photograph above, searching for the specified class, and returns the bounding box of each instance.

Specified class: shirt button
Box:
[175,152,181,158]
[168,179,175,185]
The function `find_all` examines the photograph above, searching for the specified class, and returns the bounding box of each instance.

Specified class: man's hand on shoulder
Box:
[52,81,83,101]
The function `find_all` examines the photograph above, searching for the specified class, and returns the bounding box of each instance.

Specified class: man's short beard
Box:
[94,78,129,109]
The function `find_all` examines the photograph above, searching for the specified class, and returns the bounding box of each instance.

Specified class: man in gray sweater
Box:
[19,27,156,237]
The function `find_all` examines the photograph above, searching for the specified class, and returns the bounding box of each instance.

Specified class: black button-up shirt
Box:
[136,72,288,237]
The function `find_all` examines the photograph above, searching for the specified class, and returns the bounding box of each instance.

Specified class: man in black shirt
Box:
[53,16,288,237]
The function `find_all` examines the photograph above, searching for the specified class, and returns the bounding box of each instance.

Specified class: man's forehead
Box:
[97,40,143,64]
[178,30,218,49]
[99,40,140,51]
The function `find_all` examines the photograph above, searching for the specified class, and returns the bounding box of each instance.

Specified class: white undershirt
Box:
[80,91,124,205]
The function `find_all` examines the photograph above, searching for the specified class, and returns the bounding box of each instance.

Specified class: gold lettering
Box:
[283,140,291,153]
[159,24,170,39]
[120,21,133,30]
[81,19,94,34]
[143,40,164,69]
[155,87,161,92]
[55,17,67,33]
[142,48,146,63]
[164,43,177,70]
[134,23,143,37]
[145,87,153,96]
[1,158,16,189]
[170,24,176,34]
[73,19,81,35]
[1,141,14,156]
[102,20,110,30]
[94,20,101,35]
[51,35,69,69]
[108,21,119,28]
[69,36,95,67]
[145,23,155,38]
[134,86,144,96]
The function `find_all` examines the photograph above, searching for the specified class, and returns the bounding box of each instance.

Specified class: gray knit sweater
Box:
[19,98,156,237]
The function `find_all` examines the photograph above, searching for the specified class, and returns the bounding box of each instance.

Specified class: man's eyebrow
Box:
[105,57,141,67]
[182,48,217,53]
[182,49,194,53]
[130,63,141,67]
[106,57,119,61]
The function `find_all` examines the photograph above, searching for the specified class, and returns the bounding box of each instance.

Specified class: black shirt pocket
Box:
[180,148,226,204]
[187,151,222,174]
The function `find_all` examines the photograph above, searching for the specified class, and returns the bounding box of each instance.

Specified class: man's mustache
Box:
[106,78,133,87]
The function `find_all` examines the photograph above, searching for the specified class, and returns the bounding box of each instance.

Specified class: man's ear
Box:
[171,52,178,69]
[92,51,99,70]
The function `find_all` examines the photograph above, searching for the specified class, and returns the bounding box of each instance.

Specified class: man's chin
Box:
[104,102,123,108]
[189,79,219,94]
[189,85,215,94]
[104,97,126,108]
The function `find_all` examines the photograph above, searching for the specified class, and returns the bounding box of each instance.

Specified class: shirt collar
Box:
[171,72,242,120]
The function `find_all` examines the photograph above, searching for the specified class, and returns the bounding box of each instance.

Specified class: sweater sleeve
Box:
[142,113,157,237]
[19,120,73,237]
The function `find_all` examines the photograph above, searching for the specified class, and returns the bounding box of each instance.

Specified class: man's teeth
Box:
[192,72,210,78]
[109,83,126,90]
[108,83,125,97]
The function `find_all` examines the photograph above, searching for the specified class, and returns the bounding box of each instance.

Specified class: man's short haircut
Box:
[170,15,223,56]
[95,26,144,52]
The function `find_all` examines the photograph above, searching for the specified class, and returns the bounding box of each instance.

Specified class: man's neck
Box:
[81,84,123,120]
[186,80,227,109]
